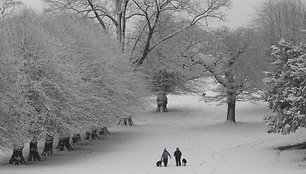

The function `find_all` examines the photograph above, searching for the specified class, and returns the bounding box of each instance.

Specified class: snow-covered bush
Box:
[0,10,147,149]
[264,39,306,134]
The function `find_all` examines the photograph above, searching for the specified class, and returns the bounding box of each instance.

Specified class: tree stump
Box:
[27,137,41,161]
[72,133,81,144]
[85,129,98,140]
[85,131,91,140]
[57,136,73,151]
[42,134,54,156]
[118,116,134,126]
[9,145,25,165]
[91,129,98,139]
[99,127,110,136]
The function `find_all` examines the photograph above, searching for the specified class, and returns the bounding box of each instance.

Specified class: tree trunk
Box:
[42,134,54,156]
[72,133,81,144]
[85,131,91,140]
[87,0,107,31]
[57,136,73,151]
[121,0,128,52]
[27,137,41,161]
[226,93,236,123]
[135,29,154,66]
[99,127,110,136]
[85,129,98,140]
[117,116,134,126]
[116,0,123,47]
[91,129,98,139]
[9,144,25,165]
[156,93,168,112]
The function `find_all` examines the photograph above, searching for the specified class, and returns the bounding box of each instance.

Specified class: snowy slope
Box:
[1,95,306,174]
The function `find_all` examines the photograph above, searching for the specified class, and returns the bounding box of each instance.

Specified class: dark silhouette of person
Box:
[174,147,182,166]
[161,148,171,167]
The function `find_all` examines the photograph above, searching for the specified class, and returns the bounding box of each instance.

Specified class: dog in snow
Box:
[182,158,187,166]
[156,160,162,167]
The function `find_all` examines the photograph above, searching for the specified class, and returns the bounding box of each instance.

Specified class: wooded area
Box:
[0,0,306,165]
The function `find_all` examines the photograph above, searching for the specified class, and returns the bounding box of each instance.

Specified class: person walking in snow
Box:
[174,147,182,166]
[161,148,171,167]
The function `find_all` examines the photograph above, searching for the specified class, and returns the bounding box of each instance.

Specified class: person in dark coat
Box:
[174,147,182,166]
[161,148,171,167]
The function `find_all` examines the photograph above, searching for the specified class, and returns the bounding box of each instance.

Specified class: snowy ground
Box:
[1,95,306,174]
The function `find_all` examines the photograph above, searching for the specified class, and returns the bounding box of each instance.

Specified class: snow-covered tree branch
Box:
[264,39,306,134]
[0,10,147,149]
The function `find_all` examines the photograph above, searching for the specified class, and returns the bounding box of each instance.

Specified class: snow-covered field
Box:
[1,95,306,174]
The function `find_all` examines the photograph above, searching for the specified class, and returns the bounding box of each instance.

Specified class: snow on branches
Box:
[148,69,191,95]
[264,39,306,134]
[0,10,146,148]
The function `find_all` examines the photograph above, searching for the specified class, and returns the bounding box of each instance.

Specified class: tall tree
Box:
[44,0,131,51]
[252,0,306,45]
[137,14,209,78]
[183,27,266,122]
[264,39,306,134]
[44,0,231,59]
[0,10,147,152]
[131,0,231,66]
[134,16,205,111]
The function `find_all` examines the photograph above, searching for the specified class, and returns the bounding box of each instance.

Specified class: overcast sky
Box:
[19,0,264,29]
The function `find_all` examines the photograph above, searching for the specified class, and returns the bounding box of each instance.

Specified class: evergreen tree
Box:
[264,39,306,134]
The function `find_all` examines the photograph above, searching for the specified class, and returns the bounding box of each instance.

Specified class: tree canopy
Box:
[0,10,147,148]
[252,0,306,45]
[264,39,306,134]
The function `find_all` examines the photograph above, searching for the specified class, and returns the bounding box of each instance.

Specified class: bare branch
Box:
[87,0,107,30]
[0,0,23,18]
[132,0,231,66]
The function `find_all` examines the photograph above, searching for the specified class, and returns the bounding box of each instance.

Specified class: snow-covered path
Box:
[1,95,306,174]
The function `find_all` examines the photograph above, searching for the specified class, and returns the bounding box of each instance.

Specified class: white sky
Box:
[225,0,265,28]
[19,0,264,29]
[19,0,43,11]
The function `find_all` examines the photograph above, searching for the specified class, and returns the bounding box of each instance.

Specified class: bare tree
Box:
[44,0,231,58]
[184,27,266,122]
[252,0,306,45]
[44,0,132,51]
[0,0,23,18]
[131,17,204,111]
[131,0,231,66]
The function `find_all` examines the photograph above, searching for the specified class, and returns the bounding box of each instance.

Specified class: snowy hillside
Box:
[1,95,306,174]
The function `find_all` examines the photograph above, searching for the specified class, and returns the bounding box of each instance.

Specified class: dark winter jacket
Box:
[161,150,171,160]
[174,149,182,159]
